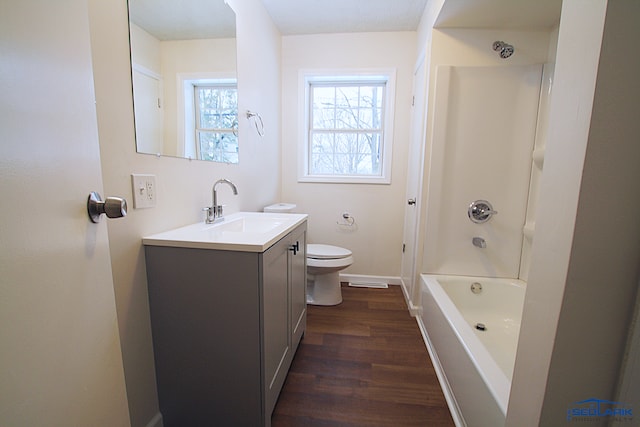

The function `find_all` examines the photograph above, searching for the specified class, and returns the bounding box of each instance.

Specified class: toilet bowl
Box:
[306,244,353,306]
[264,203,354,306]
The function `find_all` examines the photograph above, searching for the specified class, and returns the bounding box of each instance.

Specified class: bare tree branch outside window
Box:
[195,85,238,163]
[309,81,385,176]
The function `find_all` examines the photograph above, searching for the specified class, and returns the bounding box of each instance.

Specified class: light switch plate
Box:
[131,174,156,209]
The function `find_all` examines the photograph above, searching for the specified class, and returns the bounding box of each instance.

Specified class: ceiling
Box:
[129,0,236,40]
[129,0,563,41]
[434,0,562,30]
[262,0,429,35]
[262,0,562,34]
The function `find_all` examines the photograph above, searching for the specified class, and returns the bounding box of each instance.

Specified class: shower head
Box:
[492,41,514,59]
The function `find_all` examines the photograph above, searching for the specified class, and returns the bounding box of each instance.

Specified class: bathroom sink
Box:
[142,212,308,252]
[208,215,286,234]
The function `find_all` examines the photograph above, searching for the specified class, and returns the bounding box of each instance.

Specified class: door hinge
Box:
[402,243,406,253]
[411,96,415,107]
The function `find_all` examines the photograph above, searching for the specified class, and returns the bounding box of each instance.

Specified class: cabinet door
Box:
[289,226,307,347]
[263,237,290,416]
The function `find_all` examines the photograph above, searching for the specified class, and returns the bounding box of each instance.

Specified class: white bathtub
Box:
[418,274,526,427]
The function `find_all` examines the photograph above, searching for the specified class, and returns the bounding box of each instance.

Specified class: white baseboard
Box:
[407,300,423,316]
[348,281,388,288]
[339,273,402,286]
[398,279,423,317]
[145,412,163,427]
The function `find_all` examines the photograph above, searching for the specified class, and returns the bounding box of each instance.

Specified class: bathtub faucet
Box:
[472,237,487,249]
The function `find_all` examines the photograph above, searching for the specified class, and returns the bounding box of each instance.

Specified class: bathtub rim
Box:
[420,273,526,416]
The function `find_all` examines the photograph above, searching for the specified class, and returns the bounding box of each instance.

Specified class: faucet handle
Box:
[203,206,215,223]
[468,200,497,224]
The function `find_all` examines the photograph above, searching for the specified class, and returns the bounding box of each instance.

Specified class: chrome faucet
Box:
[472,237,487,248]
[204,178,238,224]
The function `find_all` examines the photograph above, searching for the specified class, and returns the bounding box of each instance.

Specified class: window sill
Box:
[298,175,391,185]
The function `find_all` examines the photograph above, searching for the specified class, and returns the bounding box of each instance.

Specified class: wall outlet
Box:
[131,174,156,209]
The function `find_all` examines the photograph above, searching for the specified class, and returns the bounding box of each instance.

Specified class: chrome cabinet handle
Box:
[87,192,127,223]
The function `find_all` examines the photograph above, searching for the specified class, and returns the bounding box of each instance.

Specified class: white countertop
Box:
[142,212,308,252]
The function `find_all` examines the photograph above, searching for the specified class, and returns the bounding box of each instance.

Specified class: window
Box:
[300,71,395,184]
[178,75,237,163]
[194,84,238,163]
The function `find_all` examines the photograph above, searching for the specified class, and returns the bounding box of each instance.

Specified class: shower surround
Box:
[422,64,542,278]
[411,28,556,426]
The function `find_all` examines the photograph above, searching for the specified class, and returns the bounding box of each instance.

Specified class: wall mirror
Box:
[128,0,238,163]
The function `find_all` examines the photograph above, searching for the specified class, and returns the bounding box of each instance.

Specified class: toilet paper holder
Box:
[337,212,355,227]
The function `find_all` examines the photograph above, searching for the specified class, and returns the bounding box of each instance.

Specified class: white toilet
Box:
[264,203,354,306]
[306,244,353,305]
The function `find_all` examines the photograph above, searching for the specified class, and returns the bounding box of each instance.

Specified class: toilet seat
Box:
[307,244,352,260]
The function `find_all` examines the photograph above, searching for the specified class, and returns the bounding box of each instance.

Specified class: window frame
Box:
[298,69,396,184]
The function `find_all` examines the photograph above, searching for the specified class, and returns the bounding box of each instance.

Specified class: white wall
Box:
[130,23,161,71]
[415,0,445,61]
[88,0,282,425]
[507,0,640,424]
[281,32,416,278]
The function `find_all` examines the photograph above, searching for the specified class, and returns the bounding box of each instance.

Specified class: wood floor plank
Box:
[272,284,455,426]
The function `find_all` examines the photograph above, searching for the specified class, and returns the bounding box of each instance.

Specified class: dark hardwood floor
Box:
[272,284,455,426]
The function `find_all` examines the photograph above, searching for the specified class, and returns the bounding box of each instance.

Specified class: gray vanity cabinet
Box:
[144,221,307,427]
[262,222,307,416]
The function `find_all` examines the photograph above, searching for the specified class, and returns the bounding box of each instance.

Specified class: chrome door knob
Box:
[407,198,416,205]
[88,192,127,223]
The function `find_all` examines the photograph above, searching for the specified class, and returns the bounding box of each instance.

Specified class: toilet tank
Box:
[264,203,297,213]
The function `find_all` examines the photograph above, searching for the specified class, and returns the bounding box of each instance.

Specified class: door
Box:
[132,66,164,155]
[400,56,427,308]
[0,1,130,425]
[263,237,290,418]
[289,225,307,347]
